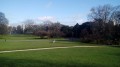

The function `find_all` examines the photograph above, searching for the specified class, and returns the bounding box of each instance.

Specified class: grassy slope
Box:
[0,35,120,67]
[0,47,120,67]
[0,39,86,51]
[0,35,94,51]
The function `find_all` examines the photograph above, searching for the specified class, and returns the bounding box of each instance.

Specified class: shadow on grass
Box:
[108,45,120,48]
[25,37,48,40]
[56,38,80,42]
[56,39,69,42]
[33,38,48,39]
[0,57,102,67]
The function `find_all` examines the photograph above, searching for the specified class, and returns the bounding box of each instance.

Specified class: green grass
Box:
[0,47,120,67]
[0,34,38,40]
[0,35,94,51]
[0,40,82,51]
[0,35,120,67]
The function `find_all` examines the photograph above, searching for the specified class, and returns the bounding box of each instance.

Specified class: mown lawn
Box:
[0,39,83,51]
[0,35,120,67]
[0,47,120,67]
[0,35,94,51]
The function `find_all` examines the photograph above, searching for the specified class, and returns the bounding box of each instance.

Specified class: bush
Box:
[34,31,48,39]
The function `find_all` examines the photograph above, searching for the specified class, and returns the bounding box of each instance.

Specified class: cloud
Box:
[36,15,86,25]
[37,16,57,22]
[57,15,85,25]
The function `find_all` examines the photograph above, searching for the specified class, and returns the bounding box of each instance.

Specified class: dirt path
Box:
[0,46,102,54]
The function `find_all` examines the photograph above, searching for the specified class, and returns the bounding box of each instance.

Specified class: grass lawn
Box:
[0,47,120,67]
[0,35,94,51]
[0,35,120,67]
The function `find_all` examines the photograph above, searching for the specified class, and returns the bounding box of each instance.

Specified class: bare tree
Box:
[16,25,23,34]
[23,19,35,34]
[110,5,120,25]
[88,4,120,24]
[88,4,113,23]
[0,12,9,34]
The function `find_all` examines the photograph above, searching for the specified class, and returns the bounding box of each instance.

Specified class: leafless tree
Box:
[0,12,9,34]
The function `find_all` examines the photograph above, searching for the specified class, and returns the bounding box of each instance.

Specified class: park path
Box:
[0,46,102,54]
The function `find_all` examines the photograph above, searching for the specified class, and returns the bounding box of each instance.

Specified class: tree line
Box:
[0,4,120,45]
[73,4,120,45]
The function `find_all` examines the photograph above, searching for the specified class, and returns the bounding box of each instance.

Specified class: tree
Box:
[79,22,93,43]
[8,26,12,34]
[35,30,48,39]
[0,12,9,34]
[109,5,120,25]
[111,11,120,25]
[60,25,73,37]
[73,23,80,38]
[47,22,63,38]
[23,19,35,34]
[11,26,17,34]
[88,4,112,23]
[42,21,63,38]
[85,4,120,45]
[16,25,23,34]
[88,4,120,24]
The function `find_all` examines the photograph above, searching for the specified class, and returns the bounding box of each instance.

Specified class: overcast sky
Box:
[0,0,120,26]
